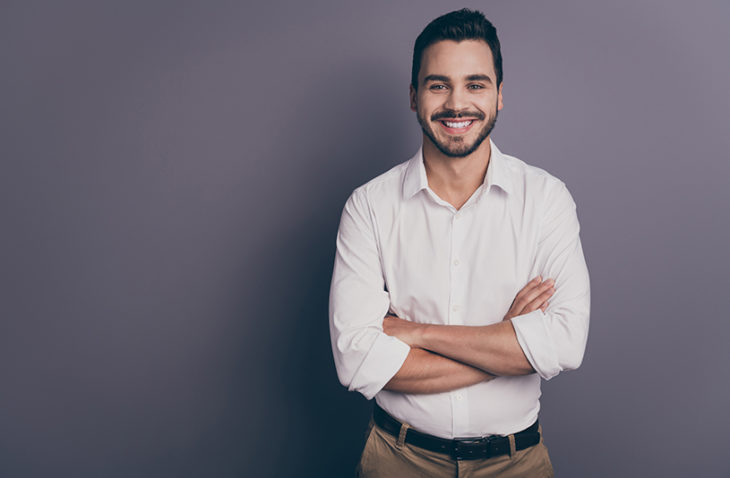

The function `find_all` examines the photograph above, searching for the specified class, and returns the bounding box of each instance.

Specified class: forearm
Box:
[383,347,495,394]
[420,321,535,376]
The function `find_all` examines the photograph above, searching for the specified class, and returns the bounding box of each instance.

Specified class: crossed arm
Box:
[330,184,590,399]
[383,277,555,394]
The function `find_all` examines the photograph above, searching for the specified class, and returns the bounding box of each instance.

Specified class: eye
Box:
[430,84,447,91]
[468,84,485,90]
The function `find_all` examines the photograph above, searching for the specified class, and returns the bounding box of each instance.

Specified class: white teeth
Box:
[444,120,472,128]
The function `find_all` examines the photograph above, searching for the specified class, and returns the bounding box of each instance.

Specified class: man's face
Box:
[410,39,503,158]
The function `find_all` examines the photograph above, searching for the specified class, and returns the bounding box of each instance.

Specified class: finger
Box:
[513,276,552,306]
[507,279,539,318]
[514,276,542,299]
[510,281,540,311]
[524,286,555,313]
[540,300,550,312]
[514,279,554,314]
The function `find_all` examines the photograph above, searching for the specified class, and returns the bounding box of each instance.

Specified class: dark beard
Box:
[417,109,498,158]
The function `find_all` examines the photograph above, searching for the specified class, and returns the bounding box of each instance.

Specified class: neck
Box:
[422,137,492,209]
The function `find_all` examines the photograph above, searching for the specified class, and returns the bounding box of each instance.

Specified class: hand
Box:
[382,314,424,347]
[503,276,555,321]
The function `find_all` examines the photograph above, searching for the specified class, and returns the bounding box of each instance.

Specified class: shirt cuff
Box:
[511,309,561,380]
[349,333,411,400]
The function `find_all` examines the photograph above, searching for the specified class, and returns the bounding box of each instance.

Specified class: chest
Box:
[376,194,539,325]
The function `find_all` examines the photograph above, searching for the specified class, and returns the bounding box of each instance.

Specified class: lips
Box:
[438,119,477,134]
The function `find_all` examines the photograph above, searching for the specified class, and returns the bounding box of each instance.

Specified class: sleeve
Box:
[510,182,591,380]
[328,189,411,400]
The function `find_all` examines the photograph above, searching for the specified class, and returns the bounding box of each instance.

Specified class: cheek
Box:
[415,102,432,121]
[417,94,441,112]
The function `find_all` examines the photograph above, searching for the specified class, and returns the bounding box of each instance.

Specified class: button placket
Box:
[449,210,470,436]
[452,387,470,434]
[449,211,467,325]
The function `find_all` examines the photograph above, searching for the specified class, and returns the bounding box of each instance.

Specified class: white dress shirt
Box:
[329,139,590,439]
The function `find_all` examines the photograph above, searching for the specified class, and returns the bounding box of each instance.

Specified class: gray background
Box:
[2,0,729,477]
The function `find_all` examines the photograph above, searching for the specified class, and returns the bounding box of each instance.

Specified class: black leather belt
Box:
[373,404,540,461]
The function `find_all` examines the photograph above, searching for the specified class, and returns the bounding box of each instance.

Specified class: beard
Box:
[417,104,498,158]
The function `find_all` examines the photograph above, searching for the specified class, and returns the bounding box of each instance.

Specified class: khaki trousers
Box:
[356,418,555,478]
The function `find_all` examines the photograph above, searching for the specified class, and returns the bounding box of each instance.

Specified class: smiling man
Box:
[329,9,590,477]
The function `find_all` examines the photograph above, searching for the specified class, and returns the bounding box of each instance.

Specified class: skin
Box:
[409,39,504,210]
[383,40,554,392]
[384,277,554,392]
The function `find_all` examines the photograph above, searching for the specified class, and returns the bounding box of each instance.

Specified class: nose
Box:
[443,86,469,112]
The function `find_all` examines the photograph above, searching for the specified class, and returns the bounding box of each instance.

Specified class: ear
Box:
[409,84,417,111]
[497,83,504,111]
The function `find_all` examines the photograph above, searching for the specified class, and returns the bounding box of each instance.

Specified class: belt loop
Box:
[508,434,516,457]
[396,422,410,449]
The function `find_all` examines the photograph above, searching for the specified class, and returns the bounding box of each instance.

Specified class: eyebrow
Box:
[465,74,493,83]
[423,74,493,84]
[423,74,451,84]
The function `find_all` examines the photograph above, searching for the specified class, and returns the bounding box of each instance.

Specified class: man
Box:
[329,8,590,477]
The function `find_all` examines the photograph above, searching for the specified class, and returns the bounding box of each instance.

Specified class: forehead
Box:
[419,39,496,82]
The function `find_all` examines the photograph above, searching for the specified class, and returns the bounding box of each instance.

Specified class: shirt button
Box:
[452,304,460,312]
[453,259,460,266]
[455,393,463,401]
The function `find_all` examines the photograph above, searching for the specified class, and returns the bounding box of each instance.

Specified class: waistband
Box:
[373,403,541,461]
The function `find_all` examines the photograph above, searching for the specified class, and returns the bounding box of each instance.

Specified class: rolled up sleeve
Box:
[511,182,591,380]
[329,189,411,400]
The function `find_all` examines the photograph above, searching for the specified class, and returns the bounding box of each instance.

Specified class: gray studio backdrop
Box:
[2,1,729,477]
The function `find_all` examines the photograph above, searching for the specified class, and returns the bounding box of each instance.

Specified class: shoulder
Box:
[354,159,409,196]
[504,151,566,191]
[500,150,573,207]
[347,158,411,209]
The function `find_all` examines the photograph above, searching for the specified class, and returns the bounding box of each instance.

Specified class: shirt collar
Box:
[403,138,513,200]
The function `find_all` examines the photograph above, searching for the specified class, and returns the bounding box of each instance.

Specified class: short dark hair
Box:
[411,9,503,90]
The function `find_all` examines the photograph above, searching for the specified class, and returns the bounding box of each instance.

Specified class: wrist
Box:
[417,323,432,349]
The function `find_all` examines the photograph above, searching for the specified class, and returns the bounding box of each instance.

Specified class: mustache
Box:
[431,110,485,121]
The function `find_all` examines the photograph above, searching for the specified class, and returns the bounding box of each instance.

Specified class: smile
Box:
[438,119,476,134]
